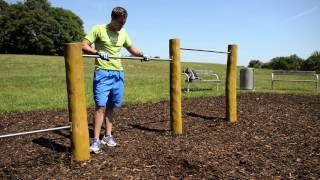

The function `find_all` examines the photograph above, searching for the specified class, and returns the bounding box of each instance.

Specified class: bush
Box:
[302,51,320,73]
[261,62,272,69]
[269,54,304,70]
[251,52,319,71]
[248,59,262,68]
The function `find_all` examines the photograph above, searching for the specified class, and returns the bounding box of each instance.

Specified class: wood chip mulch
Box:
[0,93,319,179]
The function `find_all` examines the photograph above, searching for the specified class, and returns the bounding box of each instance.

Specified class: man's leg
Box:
[90,107,105,153]
[101,71,123,147]
[104,107,113,136]
[101,107,117,146]
[91,69,114,152]
[94,107,106,139]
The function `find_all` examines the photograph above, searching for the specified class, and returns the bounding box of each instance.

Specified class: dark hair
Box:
[111,7,128,19]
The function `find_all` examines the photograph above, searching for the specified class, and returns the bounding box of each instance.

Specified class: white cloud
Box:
[286,5,319,22]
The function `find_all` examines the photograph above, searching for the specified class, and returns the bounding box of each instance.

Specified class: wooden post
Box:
[226,44,238,123]
[169,38,182,134]
[64,42,90,160]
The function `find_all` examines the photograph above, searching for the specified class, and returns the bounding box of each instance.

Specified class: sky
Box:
[6,0,320,65]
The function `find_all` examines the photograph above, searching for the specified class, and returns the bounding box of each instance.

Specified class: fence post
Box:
[169,38,182,134]
[226,44,238,123]
[64,42,90,160]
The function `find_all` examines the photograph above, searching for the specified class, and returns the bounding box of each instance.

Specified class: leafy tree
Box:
[0,0,8,50]
[24,0,50,11]
[0,0,8,11]
[269,54,303,70]
[287,54,304,70]
[248,59,262,68]
[261,62,272,69]
[49,7,85,55]
[302,51,320,72]
[0,0,84,55]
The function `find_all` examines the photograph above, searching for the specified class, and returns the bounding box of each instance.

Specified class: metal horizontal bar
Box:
[272,80,317,82]
[272,70,317,75]
[180,48,230,54]
[83,54,172,61]
[0,126,71,138]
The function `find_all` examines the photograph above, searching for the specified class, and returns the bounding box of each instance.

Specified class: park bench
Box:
[182,69,221,93]
[271,70,319,90]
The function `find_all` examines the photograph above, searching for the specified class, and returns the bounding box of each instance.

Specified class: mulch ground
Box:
[0,93,319,179]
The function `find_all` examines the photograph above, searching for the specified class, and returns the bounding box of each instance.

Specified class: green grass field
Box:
[0,54,319,112]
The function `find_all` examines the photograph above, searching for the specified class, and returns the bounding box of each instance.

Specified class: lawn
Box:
[0,54,318,112]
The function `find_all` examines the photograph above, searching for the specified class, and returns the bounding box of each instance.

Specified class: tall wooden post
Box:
[169,38,182,134]
[226,44,238,123]
[64,42,90,160]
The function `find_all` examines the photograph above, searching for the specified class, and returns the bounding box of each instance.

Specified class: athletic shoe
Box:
[101,135,117,147]
[90,138,101,154]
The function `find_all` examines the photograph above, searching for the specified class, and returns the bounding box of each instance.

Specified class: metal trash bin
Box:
[240,68,255,90]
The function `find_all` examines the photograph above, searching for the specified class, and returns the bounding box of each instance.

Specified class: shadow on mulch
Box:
[128,123,168,133]
[32,137,70,153]
[52,129,70,139]
[186,112,226,122]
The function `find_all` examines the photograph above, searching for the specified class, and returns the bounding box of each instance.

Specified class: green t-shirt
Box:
[85,24,132,71]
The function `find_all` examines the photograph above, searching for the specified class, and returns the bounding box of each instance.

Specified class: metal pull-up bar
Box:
[83,54,172,61]
[0,126,71,138]
[180,47,230,54]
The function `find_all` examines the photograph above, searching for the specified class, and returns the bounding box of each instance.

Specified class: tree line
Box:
[248,51,320,72]
[0,0,84,55]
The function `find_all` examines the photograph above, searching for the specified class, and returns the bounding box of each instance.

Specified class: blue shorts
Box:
[93,69,124,108]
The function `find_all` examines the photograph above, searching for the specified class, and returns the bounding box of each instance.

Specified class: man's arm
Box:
[82,39,98,54]
[82,39,109,60]
[126,45,144,57]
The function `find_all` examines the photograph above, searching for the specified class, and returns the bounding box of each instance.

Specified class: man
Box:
[82,6,149,153]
